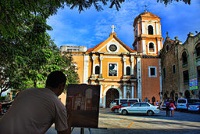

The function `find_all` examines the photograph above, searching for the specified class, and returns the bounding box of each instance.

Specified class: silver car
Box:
[119,102,160,116]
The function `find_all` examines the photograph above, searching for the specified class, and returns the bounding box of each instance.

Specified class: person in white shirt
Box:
[0,71,70,134]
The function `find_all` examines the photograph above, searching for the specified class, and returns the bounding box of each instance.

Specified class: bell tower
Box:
[133,11,163,56]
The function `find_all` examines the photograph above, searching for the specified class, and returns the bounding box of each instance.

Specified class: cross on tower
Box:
[144,5,148,12]
[166,31,169,37]
[111,25,115,33]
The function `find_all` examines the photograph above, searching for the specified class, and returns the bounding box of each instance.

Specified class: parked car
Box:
[119,102,160,116]
[110,98,140,108]
[111,102,132,113]
[176,98,200,111]
[188,102,200,112]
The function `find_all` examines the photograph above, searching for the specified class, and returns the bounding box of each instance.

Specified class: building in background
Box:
[160,36,180,101]
[61,11,163,108]
[161,32,200,100]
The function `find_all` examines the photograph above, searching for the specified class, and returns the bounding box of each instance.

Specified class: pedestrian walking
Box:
[170,100,176,117]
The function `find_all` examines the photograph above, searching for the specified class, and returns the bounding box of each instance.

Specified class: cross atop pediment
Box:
[111,25,115,33]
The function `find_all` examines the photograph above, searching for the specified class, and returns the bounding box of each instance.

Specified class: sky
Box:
[47,0,200,50]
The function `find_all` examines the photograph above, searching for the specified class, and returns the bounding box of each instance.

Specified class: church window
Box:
[109,44,117,52]
[172,65,176,74]
[197,66,200,82]
[108,63,117,76]
[195,43,200,57]
[107,44,118,52]
[163,68,166,79]
[166,45,169,52]
[182,51,188,66]
[148,25,153,35]
[126,66,131,75]
[95,65,100,74]
[148,66,157,77]
[183,70,189,84]
[149,43,155,52]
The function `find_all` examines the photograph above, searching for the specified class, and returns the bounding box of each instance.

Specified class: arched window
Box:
[166,45,169,52]
[195,43,200,57]
[148,25,153,35]
[149,43,155,52]
[95,65,100,74]
[126,66,131,75]
[182,51,188,66]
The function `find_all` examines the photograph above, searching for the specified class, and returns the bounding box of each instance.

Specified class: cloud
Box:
[47,0,200,49]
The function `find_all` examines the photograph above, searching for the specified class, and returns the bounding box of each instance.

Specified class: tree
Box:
[0,0,191,38]
[157,0,190,5]
[0,14,79,96]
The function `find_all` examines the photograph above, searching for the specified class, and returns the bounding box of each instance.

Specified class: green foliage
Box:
[157,0,191,5]
[0,0,125,38]
[0,14,79,96]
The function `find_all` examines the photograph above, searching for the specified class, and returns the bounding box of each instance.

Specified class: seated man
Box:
[0,71,71,134]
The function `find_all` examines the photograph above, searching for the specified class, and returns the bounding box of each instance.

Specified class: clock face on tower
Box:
[109,44,117,52]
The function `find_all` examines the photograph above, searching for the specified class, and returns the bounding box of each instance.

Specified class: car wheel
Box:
[147,110,154,116]
[122,110,128,115]
[114,109,118,113]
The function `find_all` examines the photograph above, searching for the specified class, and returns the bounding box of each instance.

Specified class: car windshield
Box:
[188,99,200,104]
[192,102,200,105]
[178,100,186,103]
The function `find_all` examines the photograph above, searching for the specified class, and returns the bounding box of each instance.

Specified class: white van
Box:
[176,98,200,110]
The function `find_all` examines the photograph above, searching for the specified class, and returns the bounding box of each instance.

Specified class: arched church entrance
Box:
[106,88,119,108]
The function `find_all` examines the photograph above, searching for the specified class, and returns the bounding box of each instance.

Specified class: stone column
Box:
[123,84,127,98]
[123,56,126,75]
[92,56,96,75]
[142,40,146,55]
[83,55,89,83]
[131,83,134,98]
[100,56,103,75]
[130,56,134,75]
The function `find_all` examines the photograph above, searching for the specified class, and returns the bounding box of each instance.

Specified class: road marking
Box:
[127,122,134,128]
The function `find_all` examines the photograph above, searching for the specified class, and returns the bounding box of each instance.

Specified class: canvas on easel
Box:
[66,84,100,128]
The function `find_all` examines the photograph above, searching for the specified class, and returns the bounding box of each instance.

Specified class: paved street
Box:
[47,108,200,134]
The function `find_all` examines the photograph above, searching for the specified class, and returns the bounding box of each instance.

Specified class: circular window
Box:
[109,44,117,52]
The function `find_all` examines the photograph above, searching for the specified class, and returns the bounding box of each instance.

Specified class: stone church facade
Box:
[161,32,200,101]
[61,11,163,108]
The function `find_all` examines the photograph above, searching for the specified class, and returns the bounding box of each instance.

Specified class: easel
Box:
[71,127,91,134]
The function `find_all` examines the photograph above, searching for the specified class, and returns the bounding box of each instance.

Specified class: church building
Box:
[61,11,163,108]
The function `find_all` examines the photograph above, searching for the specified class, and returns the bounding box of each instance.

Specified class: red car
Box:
[111,103,132,113]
